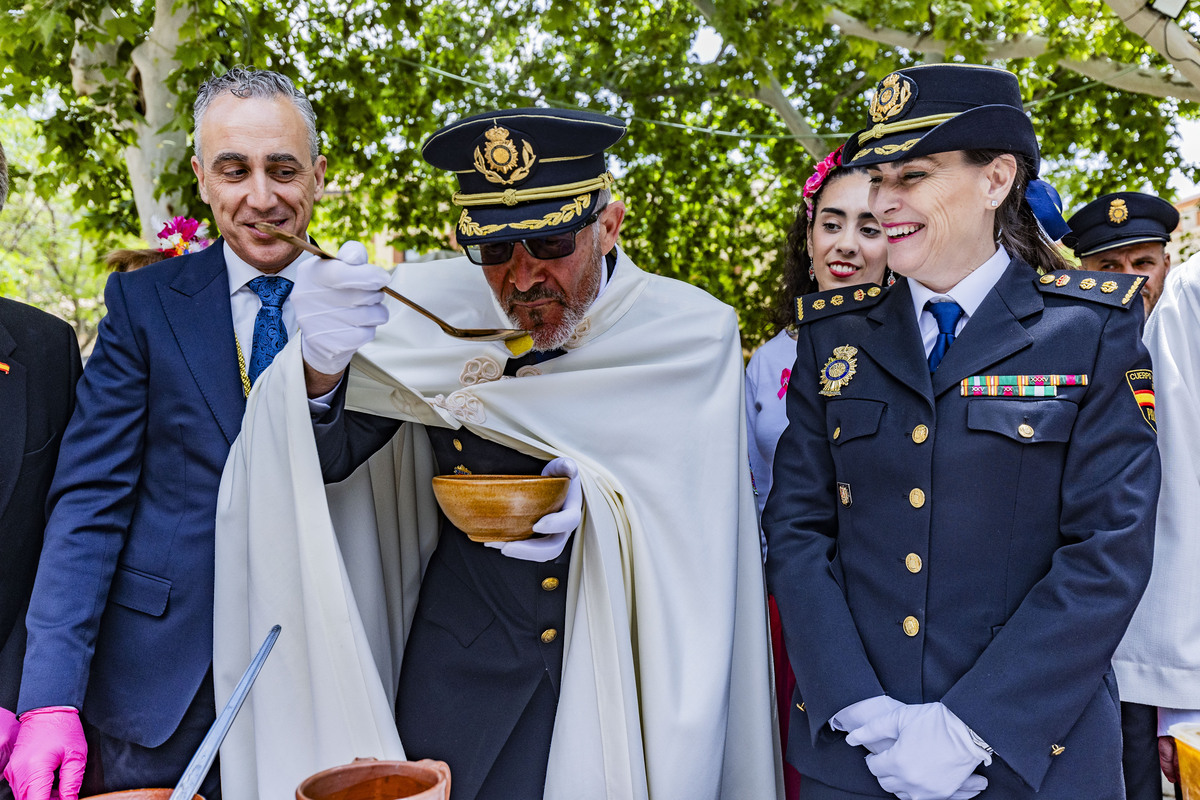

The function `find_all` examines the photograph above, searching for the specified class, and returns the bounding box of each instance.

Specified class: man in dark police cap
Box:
[210,107,779,799]
[1065,191,1179,316]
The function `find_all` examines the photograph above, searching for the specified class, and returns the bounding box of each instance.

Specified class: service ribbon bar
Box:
[961,374,1089,397]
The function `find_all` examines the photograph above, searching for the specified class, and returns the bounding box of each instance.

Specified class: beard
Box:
[502,233,603,351]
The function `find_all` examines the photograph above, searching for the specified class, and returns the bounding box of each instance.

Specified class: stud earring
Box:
[990,200,999,207]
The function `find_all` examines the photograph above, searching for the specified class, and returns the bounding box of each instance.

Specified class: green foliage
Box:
[0,0,1196,352]
[0,110,112,348]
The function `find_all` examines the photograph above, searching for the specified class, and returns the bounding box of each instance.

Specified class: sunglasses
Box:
[465,206,606,266]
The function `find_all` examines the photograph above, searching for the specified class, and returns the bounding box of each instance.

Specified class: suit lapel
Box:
[860,279,935,403]
[931,259,1042,398]
[159,242,245,445]
[0,318,25,517]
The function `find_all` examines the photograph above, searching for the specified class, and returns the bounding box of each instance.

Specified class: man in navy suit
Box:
[5,67,326,800]
[0,138,83,799]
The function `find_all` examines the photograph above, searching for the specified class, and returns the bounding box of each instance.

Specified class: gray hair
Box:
[193,67,320,164]
[0,139,8,213]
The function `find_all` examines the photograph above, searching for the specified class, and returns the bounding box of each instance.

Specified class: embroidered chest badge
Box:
[819,345,858,397]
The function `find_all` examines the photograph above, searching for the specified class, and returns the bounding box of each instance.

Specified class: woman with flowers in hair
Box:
[746,144,889,800]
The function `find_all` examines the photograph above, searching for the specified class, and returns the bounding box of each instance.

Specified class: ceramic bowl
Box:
[431,474,570,542]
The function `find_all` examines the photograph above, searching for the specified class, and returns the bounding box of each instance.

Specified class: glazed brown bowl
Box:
[431,474,570,543]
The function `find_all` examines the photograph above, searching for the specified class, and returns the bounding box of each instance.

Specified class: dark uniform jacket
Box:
[0,299,81,712]
[314,376,569,800]
[763,259,1159,798]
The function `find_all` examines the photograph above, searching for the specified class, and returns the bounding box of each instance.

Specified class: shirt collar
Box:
[909,245,1011,319]
[225,240,306,295]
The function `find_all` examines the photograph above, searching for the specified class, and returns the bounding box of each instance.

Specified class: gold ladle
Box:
[254,222,534,356]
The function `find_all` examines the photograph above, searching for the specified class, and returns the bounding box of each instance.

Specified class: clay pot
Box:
[83,791,202,800]
[296,758,451,800]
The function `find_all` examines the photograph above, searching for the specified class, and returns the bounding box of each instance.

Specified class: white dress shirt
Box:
[225,240,305,366]
[909,246,1012,357]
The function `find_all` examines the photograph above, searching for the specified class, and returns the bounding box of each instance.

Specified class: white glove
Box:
[831,694,905,753]
[486,457,582,562]
[293,241,391,375]
[848,702,990,800]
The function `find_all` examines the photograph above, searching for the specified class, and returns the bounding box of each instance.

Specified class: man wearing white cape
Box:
[215,108,780,800]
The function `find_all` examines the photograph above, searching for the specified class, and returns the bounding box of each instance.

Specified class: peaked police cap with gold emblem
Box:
[1062,191,1180,258]
[843,64,1039,171]
[421,107,626,246]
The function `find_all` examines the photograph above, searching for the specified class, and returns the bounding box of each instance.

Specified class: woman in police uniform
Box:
[762,63,1160,800]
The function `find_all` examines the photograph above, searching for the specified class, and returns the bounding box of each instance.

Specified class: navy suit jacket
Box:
[0,299,81,711]
[20,243,247,747]
[763,260,1159,798]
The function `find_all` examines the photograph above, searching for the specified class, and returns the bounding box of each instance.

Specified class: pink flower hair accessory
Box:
[802,144,845,214]
[157,216,212,256]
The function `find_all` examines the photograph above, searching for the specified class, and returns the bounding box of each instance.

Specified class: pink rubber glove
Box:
[3,707,87,800]
[0,707,18,772]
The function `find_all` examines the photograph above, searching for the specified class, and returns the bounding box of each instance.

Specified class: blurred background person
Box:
[1064,192,1178,318]
[0,137,83,799]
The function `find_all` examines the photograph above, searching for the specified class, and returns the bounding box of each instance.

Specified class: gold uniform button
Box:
[909,488,926,508]
[540,629,558,644]
[833,426,841,440]
[1018,423,1035,439]
[905,553,922,573]
[903,616,920,636]
[541,577,560,591]
[453,438,463,451]
[1050,744,1065,756]
[912,424,929,444]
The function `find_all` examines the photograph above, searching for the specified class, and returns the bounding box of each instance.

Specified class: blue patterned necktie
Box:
[247,275,294,385]
[926,300,963,372]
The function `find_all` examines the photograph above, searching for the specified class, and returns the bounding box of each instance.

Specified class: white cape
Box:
[1113,252,1200,709]
[214,251,782,799]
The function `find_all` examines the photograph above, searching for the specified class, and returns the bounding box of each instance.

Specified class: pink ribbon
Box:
[778,368,791,399]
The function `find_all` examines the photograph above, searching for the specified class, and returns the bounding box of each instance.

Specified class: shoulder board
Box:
[795,284,887,326]
[1036,270,1142,309]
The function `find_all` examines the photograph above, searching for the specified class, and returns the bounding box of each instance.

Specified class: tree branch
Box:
[689,0,827,158]
[824,7,1200,103]
[1102,0,1200,90]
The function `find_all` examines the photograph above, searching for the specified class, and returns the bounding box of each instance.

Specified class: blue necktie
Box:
[926,300,963,372]
[247,275,294,385]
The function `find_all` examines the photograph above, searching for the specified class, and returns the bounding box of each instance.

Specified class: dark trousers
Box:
[1122,701,1170,800]
[81,670,221,800]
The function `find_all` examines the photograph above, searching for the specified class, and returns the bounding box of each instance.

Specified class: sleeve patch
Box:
[1125,369,1156,432]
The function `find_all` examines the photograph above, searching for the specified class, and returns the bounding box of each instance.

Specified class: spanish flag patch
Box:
[1126,369,1155,432]
[0,362,9,374]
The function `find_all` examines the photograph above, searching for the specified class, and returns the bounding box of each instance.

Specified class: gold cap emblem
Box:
[474,124,536,186]
[870,72,915,124]
[1108,198,1129,224]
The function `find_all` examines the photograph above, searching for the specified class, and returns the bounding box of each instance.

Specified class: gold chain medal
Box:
[819,345,859,397]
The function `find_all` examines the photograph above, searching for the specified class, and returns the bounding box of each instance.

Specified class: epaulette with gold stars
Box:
[795,284,887,326]
[1036,270,1142,309]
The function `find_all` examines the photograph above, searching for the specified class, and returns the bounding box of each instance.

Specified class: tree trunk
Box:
[126,0,190,242]
[69,1,191,243]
